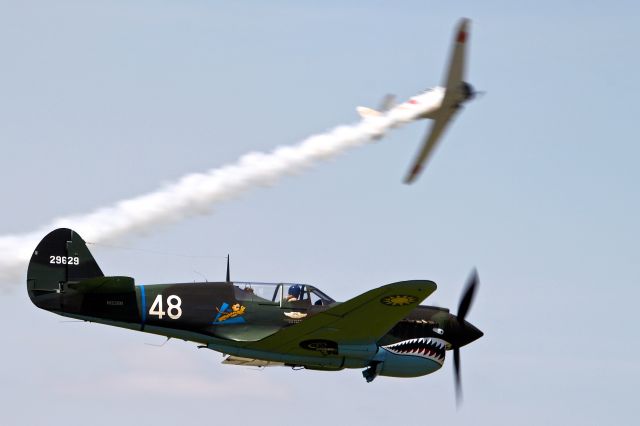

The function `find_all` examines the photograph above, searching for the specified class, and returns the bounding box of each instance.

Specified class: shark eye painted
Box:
[433,327,444,335]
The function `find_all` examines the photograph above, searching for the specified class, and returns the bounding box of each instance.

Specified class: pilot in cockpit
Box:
[286,284,302,302]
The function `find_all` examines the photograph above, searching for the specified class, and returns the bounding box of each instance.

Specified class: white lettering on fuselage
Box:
[149,295,183,320]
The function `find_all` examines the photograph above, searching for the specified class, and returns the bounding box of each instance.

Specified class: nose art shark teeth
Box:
[382,337,447,364]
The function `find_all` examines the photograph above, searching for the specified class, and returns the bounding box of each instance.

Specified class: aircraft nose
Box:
[448,314,483,348]
[462,82,475,100]
[461,320,483,346]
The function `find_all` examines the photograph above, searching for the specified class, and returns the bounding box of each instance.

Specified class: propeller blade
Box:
[457,269,478,322]
[454,347,462,406]
[452,269,481,407]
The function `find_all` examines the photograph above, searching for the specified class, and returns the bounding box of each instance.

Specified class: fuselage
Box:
[392,83,474,122]
[396,86,446,120]
[27,228,483,380]
[32,278,481,369]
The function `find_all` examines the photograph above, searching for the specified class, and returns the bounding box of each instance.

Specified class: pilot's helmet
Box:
[288,284,302,299]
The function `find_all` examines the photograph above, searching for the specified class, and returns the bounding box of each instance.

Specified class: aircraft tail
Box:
[356,94,396,119]
[26,228,104,309]
[26,228,139,323]
[356,106,382,119]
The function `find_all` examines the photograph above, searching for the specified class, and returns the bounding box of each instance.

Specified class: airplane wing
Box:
[443,18,470,96]
[404,108,457,184]
[403,19,469,184]
[244,280,436,355]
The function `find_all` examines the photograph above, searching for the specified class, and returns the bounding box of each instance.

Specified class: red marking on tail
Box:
[457,31,467,43]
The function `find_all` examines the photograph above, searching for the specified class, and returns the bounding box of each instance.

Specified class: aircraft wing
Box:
[443,18,470,95]
[403,19,469,184]
[244,280,436,354]
[404,108,457,184]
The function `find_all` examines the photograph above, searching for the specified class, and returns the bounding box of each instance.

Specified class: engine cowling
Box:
[461,81,475,101]
[377,337,447,378]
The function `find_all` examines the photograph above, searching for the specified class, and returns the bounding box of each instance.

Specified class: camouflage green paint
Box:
[26,228,483,376]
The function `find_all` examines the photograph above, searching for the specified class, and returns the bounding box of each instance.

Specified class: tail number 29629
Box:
[49,256,80,265]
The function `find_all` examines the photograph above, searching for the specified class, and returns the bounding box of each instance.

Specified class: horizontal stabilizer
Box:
[356,106,382,118]
[357,94,396,119]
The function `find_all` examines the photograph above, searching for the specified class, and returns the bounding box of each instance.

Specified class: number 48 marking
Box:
[149,295,182,320]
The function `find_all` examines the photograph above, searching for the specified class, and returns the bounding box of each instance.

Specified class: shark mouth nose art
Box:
[382,337,447,365]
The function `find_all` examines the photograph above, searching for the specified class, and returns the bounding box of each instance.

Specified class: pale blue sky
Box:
[1,1,638,425]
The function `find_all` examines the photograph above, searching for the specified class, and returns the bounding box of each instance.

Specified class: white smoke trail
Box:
[0,106,420,286]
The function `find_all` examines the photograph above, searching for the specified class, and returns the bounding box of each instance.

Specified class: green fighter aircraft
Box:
[27,228,483,397]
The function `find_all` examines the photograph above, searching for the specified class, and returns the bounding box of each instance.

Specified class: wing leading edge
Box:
[404,108,458,184]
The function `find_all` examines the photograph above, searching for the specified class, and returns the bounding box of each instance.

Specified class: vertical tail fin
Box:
[356,94,396,119]
[27,228,104,306]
